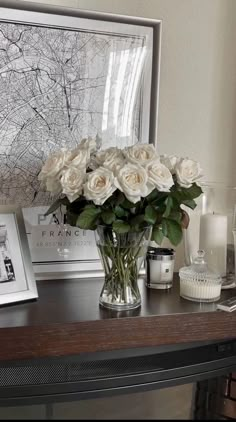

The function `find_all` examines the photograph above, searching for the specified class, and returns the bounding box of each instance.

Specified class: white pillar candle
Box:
[199,213,227,276]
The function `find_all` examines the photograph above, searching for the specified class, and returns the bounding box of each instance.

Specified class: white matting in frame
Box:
[0,206,38,304]
[22,206,103,280]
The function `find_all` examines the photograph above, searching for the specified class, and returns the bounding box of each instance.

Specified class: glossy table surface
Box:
[0,275,235,361]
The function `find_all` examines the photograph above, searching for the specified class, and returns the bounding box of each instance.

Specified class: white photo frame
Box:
[0,206,38,305]
[22,205,103,280]
[0,1,161,279]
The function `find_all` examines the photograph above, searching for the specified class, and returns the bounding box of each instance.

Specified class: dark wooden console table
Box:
[0,275,235,408]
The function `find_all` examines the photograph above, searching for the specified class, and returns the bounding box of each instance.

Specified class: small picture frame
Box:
[0,206,38,305]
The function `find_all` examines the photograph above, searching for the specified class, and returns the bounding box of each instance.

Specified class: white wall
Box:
[7,0,236,265]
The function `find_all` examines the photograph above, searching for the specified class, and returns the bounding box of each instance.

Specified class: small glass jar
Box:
[146,247,175,289]
[179,250,222,303]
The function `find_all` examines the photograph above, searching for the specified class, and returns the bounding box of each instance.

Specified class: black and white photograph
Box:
[0,224,15,283]
[0,207,38,305]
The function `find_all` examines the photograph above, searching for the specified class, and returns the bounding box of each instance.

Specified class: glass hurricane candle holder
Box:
[184,182,236,289]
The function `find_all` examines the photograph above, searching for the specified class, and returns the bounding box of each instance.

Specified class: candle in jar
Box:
[199,213,227,276]
[146,248,175,289]
[149,259,174,284]
[179,278,221,302]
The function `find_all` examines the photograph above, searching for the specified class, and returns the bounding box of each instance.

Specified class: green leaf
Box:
[164,219,183,246]
[152,225,164,245]
[69,201,88,214]
[130,214,145,231]
[163,196,173,218]
[114,206,129,218]
[44,198,62,216]
[146,189,159,203]
[122,199,135,209]
[116,192,126,206]
[76,207,101,230]
[147,190,168,205]
[144,205,157,225]
[185,183,203,199]
[162,219,168,237]
[172,183,202,204]
[66,209,78,227]
[112,220,131,234]
[84,204,98,210]
[168,210,182,224]
[60,197,70,206]
[101,211,116,225]
[181,199,197,210]
[171,190,184,203]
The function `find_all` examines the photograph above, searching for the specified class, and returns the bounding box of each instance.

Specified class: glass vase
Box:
[95,226,152,310]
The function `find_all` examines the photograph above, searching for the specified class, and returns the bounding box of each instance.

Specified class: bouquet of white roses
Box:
[39,138,203,247]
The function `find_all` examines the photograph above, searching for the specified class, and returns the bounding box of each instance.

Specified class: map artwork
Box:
[0,21,144,206]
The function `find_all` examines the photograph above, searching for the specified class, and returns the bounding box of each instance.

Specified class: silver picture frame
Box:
[0,0,162,279]
[0,206,38,305]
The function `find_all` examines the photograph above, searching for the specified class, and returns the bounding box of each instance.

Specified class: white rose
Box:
[175,158,203,188]
[160,154,180,174]
[61,167,86,203]
[84,167,116,205]
[95,147,125,173]
[124,144,158,166]
[69,147,89,169]
[87,154,99,171]
[103,155,125,173]
[80,137,97,154]
[68,137,97,169]
[38,149,71,180]
[147,160,174,192]
[115,163,151,204]
[45,177,62,195]
[96,147,123,165]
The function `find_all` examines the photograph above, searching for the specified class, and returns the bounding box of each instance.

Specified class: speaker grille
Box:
[0,354,163,387]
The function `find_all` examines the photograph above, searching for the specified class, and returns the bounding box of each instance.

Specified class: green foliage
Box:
[44,198,63,216]
[46,182,203,247]
[130,214,145,231]
[152,225,164,245]
[101,211,116,225]
[181,199,197,210]
[168,210,182,224]
[66,209,79,227]
[171,182,202,202]
[144,205,157,225]
[185,183,203,199]
[163,196,173,218]
[114,205,129,218]
[163,218,183,246]
[112,220,131,234]
[122,198,135,209]
[76,207,101,230]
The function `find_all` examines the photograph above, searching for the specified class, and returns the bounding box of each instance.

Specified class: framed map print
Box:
[0,1,161,278]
